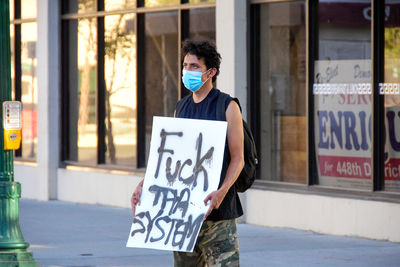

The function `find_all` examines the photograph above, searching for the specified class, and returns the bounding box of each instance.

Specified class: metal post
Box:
[0,1,37,265]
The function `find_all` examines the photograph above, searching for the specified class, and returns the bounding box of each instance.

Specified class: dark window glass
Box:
[66,18,98,164]
[188,8,215,41]
[104,14,137,166]
[144,11,179,159]
[384,0,400,192]
[313,1,372,190]
[64,0,96,14]
[254,2,307,184]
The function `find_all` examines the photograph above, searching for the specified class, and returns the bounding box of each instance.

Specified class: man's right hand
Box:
[131,179,144,216]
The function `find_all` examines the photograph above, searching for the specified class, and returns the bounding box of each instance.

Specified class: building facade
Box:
[9,0,400,242]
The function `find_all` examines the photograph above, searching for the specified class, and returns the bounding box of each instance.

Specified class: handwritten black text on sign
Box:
[131,129,215,251]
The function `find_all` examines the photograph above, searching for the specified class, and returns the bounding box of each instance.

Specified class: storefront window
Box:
[384,0,400,192]
[9,0,14,20]
[144,11,179,159]
[104,14,137,166]
[188,7,215,40]
[66,18,98,164]
[21,0,37,19]
[145,0,179,7]
[105,0,136,11]
[188,0,215,3]
[61,0,215,168]
[313,0,372,190]
[21,23,38,159]
[10,0,38,160]
[64,0,96,14]
[10,25,15,97]
[255,2,307,184]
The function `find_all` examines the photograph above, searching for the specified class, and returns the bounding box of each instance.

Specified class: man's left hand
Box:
[203,188,228,220]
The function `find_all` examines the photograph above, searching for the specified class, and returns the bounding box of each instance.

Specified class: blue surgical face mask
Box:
[182,69,211,92]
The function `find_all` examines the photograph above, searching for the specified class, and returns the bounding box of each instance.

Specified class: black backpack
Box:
[175,92,258,192]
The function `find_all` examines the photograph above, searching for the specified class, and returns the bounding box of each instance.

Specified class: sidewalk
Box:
[19,199,400,267]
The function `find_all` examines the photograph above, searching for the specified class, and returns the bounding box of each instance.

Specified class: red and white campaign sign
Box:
[314,59,373,189]
[384,104,400,190]
[314,59,400,190]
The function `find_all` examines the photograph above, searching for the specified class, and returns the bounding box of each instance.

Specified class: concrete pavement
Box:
[18,199,400,267]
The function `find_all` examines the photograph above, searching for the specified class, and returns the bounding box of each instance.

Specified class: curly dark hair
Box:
[181,39,221,82]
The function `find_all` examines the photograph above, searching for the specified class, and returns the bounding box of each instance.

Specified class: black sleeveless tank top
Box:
[176,88,243,221]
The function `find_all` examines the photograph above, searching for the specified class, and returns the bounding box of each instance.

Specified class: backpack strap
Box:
[175,94,192,117]
[216,92,242,121]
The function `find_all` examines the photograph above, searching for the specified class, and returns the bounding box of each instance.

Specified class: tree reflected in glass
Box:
[104,14,137,166]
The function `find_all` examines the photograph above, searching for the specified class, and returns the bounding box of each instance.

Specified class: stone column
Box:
[216,0,248,119]
[216,0,248,223]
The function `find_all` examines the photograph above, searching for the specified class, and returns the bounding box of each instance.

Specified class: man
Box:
[131,39,244,266]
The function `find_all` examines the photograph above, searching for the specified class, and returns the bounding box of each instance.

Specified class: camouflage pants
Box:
[173,219,240,267]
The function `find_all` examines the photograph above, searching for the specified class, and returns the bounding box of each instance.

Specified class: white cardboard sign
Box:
[126,116,227,252]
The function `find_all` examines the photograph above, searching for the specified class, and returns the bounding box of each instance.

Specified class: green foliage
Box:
[104,16,133,60]
[385,27,400,59]
[145,0,179,7]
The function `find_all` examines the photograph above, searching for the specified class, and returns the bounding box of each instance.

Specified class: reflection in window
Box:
[105,0,136,11]
[21,23,38,158]
[67,18,98,164]
[189,0,215,3]
[384,0,400,192]
[314,0,372,190]
[61,2,216,167]
[10,25,15,97]
[21,0,37,19]
[145,0,179,8]
[9,0,14,20]
[256,2,306,183]
[63,0,96,14]
[10,1,38,160]
[188,8,215,41]
[104,14,137,166]
[144,11,178,159]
